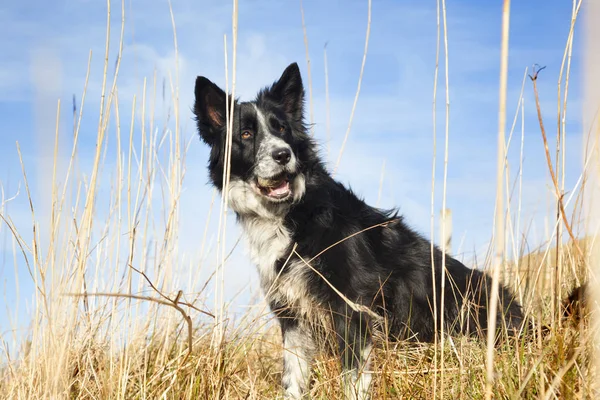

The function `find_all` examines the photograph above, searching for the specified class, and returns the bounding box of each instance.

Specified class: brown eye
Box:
[270,118,285,133]
[241,130,252,139]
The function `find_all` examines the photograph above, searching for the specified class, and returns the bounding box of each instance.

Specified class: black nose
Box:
[272,148,291,165]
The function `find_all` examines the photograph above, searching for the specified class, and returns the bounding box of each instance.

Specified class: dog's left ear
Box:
[268,62,305,120]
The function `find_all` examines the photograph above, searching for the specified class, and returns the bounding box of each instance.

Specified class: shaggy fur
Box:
[193,62,524,399]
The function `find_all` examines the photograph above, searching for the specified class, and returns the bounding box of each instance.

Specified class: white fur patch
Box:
[236,207,314,319]
[342,343,373,400]
[282,325,315,399]
[291,174,306,204]
[253,103,269,133]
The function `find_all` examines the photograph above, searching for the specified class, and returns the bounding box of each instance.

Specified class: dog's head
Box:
[194,63,313,217]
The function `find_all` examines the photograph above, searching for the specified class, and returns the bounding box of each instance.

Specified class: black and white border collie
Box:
[194,63,524,399]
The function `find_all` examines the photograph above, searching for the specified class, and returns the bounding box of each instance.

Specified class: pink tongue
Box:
[268,181,290,196]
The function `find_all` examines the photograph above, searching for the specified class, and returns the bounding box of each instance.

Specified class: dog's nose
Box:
[272,148,291,165]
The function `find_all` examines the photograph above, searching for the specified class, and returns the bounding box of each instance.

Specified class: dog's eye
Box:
[241,130,253,139]
[270,118,285,133]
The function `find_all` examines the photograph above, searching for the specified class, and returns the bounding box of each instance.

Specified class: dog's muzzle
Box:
[254,172,295,201]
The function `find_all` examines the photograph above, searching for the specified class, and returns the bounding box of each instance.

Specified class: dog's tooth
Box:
[258,175,285,188]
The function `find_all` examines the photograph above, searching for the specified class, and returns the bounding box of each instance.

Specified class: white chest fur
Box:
[240,216,314,317]
[241,216,291,285]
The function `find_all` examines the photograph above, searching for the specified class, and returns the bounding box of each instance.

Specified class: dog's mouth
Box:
[254,172,293,201]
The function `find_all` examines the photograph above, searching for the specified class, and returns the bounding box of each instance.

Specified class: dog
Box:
[193,62,524,399]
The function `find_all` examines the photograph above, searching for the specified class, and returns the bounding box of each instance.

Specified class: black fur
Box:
[563,283,588,322]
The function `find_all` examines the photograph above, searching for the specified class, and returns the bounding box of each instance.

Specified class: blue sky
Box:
[0,0,587,339]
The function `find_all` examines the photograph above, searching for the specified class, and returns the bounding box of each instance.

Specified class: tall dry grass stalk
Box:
[333,0,372,175]
[553,0,582,328]
[438,0,451,394]
[584,0,600,394]
[299,0,315,137]
[485,1,511,399]
[324,42,331,160]
[430,0,442,396]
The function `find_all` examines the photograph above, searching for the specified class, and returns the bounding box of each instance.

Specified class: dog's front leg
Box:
[280,318,315,399]
[335,310,373,400]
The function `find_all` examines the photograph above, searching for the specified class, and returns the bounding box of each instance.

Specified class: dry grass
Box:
[1,313,595,399]
[1,1,599,399]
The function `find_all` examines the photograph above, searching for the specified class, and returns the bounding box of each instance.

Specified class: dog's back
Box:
[284,173,524,342]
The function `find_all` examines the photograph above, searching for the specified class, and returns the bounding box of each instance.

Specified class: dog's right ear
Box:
[194,76,227,145]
